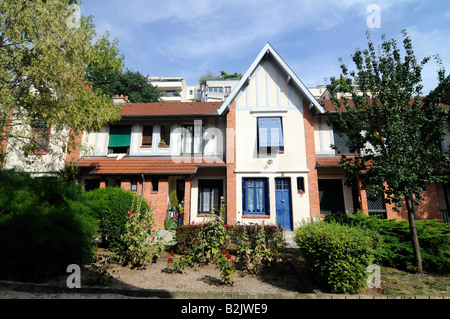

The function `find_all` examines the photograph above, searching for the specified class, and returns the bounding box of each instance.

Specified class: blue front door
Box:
[275,178,292,230]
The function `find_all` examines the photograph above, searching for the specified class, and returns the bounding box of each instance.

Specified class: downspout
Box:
[141,174,145,197]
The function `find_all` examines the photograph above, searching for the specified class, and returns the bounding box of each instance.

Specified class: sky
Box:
[80,0,450,95]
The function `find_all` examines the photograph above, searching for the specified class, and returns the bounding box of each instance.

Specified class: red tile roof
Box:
[316,156,343,167]
[119,102,221,117]
[76,156,226,175]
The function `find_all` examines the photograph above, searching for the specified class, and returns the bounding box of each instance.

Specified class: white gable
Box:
[218,43,324,114]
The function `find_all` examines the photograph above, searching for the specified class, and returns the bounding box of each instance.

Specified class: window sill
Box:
[197,213,219,217]
[140,145,153,148]
[242,214,270,219]
[32,151,48,155]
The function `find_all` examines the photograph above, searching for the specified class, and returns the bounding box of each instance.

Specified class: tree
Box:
[0,0,124,163]
[327,30,450,273]
[92,69,161,103]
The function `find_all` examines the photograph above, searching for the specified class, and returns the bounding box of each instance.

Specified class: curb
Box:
[0,280,448,299]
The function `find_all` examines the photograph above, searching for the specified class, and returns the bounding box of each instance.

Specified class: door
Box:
[275,178,293,230]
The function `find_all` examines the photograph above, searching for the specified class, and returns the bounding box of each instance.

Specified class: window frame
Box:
[197,179,224,215]
[141,125,153,147]
[242,177,270,216]
[257,117,284,155]
[30,122,50,154]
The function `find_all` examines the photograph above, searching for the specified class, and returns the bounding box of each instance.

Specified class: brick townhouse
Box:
[2,43,449,228]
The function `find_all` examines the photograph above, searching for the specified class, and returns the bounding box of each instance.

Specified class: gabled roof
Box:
[119,102,221,117]
[217,43,325,115]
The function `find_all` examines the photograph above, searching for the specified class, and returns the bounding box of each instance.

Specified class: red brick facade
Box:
[303,100,321,219]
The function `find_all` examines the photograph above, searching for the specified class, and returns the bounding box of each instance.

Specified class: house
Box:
[73,101,227,228]
[2,43,448,228]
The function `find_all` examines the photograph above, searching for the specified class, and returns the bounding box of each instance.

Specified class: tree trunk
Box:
[404,194,423,273]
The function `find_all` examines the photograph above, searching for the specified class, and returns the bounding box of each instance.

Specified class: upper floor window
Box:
[30,121,50,154]
[142,125,153,147]
[159,124,171,147]
[257,117,284,154]
[182,124,204,154]
[332,122,351,154]
[108,125,131,154]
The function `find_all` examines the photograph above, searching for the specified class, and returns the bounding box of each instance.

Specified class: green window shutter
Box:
[108,125,132,147]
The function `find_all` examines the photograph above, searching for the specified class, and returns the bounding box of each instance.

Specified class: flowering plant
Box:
[216,250,236,286]
[166,250,192,273]
[118,198,163,267]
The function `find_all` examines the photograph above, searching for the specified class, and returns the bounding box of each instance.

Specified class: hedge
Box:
[294,221,382,294]
[84,187,147,252]
[175,223,282,255]
[325,212,450,273]
[0,170,98,281]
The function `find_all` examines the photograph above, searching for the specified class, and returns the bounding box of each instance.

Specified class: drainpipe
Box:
[141,174,145,197]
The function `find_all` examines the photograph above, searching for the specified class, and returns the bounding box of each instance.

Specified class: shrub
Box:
[294,220,381,294]
[117,198,163,267]
[235,224,285,274]
[85,187,147,251]
[0,170,98,281]
[331,212,450,273]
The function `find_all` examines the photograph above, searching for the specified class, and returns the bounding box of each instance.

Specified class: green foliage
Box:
[0,169,98,281]
[0,0,123,163]
[93,68,161,103]
[216,250,236,286]
[327,30,450,208]
[235,224,286,274]
[328,212,450,273]
[169,190,179,208]
[85,187,147,252]
[294,220,381,293]
[117,198,163,267]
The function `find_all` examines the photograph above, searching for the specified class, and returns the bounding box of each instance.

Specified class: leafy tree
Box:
[92,69,161,103]
[0,0,124,163]
[326,30,450,273]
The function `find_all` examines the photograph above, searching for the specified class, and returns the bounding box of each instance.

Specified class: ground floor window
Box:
[198,179,223,214]
[318,179,345,214]
[242,178,269,215]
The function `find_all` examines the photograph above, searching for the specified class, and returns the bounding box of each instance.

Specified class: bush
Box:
[328,212,450,273]
[117,198,163,267]
[0,169,98,281]
[85,187,147,251]
[294,221,381,294]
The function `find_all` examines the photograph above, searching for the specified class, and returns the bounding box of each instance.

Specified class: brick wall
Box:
[303,100,321,219]
[225,101,237,225]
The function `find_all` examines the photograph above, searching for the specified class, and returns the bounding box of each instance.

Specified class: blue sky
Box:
[80,0,450,95]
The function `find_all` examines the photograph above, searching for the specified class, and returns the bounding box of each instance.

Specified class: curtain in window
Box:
[256,179,264,212]
[258,117,284,149]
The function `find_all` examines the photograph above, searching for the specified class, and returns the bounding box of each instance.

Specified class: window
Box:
[257,117,284,154]
[31,121,50,154]
[159,125,170,147]
[225,87,231,93]
[242,178,269,215]
[108,125,131,154]
[151,177,159,192]
[297,177,305,193]
[332,122,351,154]
[142,125,153,147]
[182,124,204,154]
[130,179,138,192]
[198,180,223,214]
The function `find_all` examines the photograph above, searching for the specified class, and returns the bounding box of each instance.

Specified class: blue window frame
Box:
[242,178,269,215]
[257,117,284,154]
